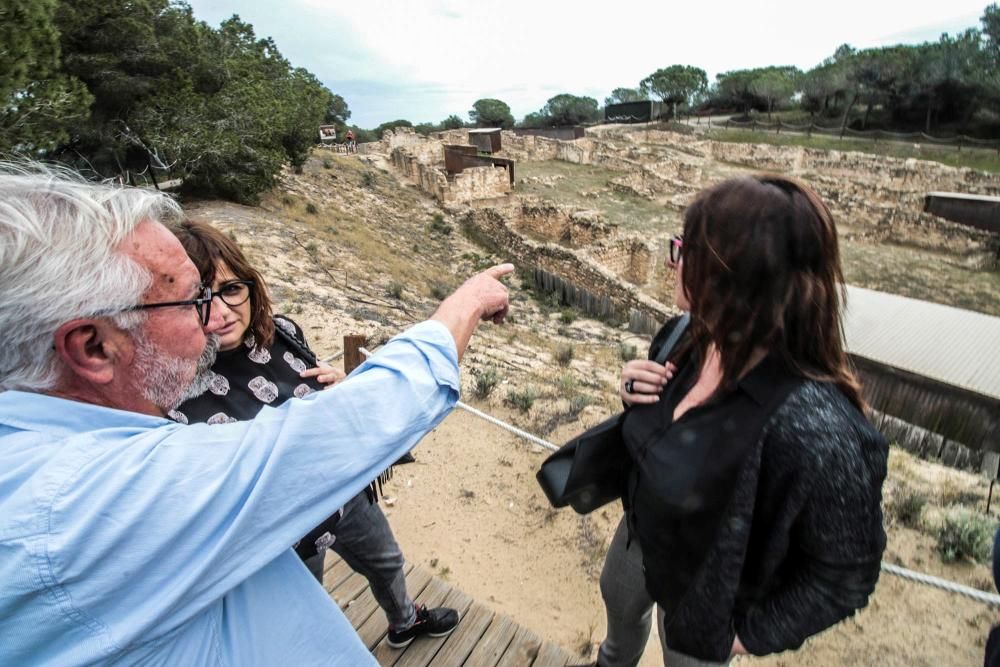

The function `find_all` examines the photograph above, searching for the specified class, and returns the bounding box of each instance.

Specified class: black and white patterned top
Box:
[172,316,323,426]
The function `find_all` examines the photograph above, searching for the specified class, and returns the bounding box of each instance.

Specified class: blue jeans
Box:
[598,518,731,667]
[304,491,416,629]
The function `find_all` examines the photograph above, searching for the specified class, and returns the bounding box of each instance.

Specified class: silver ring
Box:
[624,379,634,394]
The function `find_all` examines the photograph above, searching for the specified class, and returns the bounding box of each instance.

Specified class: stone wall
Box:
[462,205,671,325]
[585,237,654,286]
[510,203,613,248]
[387,131,511,205]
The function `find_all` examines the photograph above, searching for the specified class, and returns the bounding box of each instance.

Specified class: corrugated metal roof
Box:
[843,285,1000,400]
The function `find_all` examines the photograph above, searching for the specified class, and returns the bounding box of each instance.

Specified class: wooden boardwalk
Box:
[322,555,577,667]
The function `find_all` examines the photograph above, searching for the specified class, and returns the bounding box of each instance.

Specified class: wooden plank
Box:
[495,625,542,667]
[390,585,474,667]
[331,571,371,609]
[464,613,519,667]
[532,641,570,667]
[369,571,451,662]
[343,562,415,629]
[322,556,355,595]
[425,600,494,666]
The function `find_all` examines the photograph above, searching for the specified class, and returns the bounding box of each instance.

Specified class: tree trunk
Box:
[840,93,858,132]
[925,99,933,134]
[672,100,677,120]
[863,101,873,130]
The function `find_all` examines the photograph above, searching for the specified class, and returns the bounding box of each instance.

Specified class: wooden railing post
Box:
[343,334,367,374]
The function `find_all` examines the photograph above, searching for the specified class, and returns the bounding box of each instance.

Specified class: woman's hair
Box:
[0,161,169,392]
[680,174,863,409]
[171,220,275,350]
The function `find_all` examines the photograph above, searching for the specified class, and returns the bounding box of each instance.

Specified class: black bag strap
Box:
[273,317,319,368]
[652,313,690,365]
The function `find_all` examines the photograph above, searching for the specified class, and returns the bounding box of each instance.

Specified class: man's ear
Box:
[53,319,131,386]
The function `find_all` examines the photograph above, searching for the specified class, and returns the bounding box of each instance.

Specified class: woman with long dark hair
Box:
[592,175,888,666]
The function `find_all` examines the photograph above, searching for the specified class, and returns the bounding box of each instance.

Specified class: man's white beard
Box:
[133,333,220,412]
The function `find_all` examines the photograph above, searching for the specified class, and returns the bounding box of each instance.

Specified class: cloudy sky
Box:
[185,1,991,128]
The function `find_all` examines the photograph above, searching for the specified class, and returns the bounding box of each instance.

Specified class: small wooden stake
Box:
[343,334,367,374]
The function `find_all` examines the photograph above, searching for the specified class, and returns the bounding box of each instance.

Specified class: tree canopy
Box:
[639,65,707,118]
[0,0,347,203]
[469,98,514,129]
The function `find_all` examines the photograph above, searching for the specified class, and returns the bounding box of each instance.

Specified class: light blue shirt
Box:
[0,321,459,666]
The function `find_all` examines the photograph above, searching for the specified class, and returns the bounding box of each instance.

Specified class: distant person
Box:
[346,129,357,153]
[0,161,513,664]
[171,220,458,648]
[587,175,888,666]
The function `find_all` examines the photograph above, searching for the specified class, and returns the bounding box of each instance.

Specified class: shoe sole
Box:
[386,626,456,649]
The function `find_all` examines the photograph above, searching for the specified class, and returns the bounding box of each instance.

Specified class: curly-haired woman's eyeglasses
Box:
[212,280,254,308]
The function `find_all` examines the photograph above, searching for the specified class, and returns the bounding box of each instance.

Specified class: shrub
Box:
[555,344,574,367]
[618,342,638,362]
[322,158,333,169]
[934,508,996,563]
[430,281,451,300]
[362,171,377,188]
[305,202,319,215]
[429,213,453,236]
[474,367,499,399]
[559,308,577,324]
[386,281,404,299]
[888,487,927,529]
[505,386,537,413]
[567,394,592,417]
[304,241,318,253]
[557,373,577,394]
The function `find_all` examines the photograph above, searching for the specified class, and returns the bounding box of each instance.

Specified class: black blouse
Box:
[171,316,322,425]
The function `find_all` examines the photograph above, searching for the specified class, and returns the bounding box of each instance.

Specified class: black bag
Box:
[536,314,690,515]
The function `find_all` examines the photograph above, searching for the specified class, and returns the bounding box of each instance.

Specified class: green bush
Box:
[934,508,996,563]
[888,487,927,529]
[429,214,453,236]
[362,171,377,188]
[322,158,333,169]
[430,281,451,300]
[305,202,319,215]
[555,344,574,367]
[473,367,499,399]
[567,394,592,417]
[386,281,404,299]
[559,308,577,324]
[505,386,537,413]
[556,373,577,394]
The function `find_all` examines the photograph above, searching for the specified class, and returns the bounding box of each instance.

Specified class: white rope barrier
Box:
[880,563,1000,607]
[355,345,999,607]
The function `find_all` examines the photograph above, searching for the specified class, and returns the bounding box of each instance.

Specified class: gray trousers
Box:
[304,490,416,629]
[598,518,731,667]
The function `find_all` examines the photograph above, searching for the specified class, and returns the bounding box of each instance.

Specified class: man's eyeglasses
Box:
[668,234,684,265]
[125,285,213,326]
[213,280,254,308]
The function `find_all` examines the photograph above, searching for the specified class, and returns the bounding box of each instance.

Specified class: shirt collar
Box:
[737,354,797,406]
[0,390,171,437]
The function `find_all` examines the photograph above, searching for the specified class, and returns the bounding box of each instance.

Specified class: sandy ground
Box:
[383,408,1000,667]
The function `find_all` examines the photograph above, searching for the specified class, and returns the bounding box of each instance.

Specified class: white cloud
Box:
[186,0,993,126]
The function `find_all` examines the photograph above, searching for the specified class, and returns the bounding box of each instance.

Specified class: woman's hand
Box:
[730,634,748,657]
[620,360,676,405]
[300,361,346,388]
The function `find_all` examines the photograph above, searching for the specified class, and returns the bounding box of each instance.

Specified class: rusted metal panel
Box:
[513,127,585,141]
[468,128,502,153]
[924,192,1000,234]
